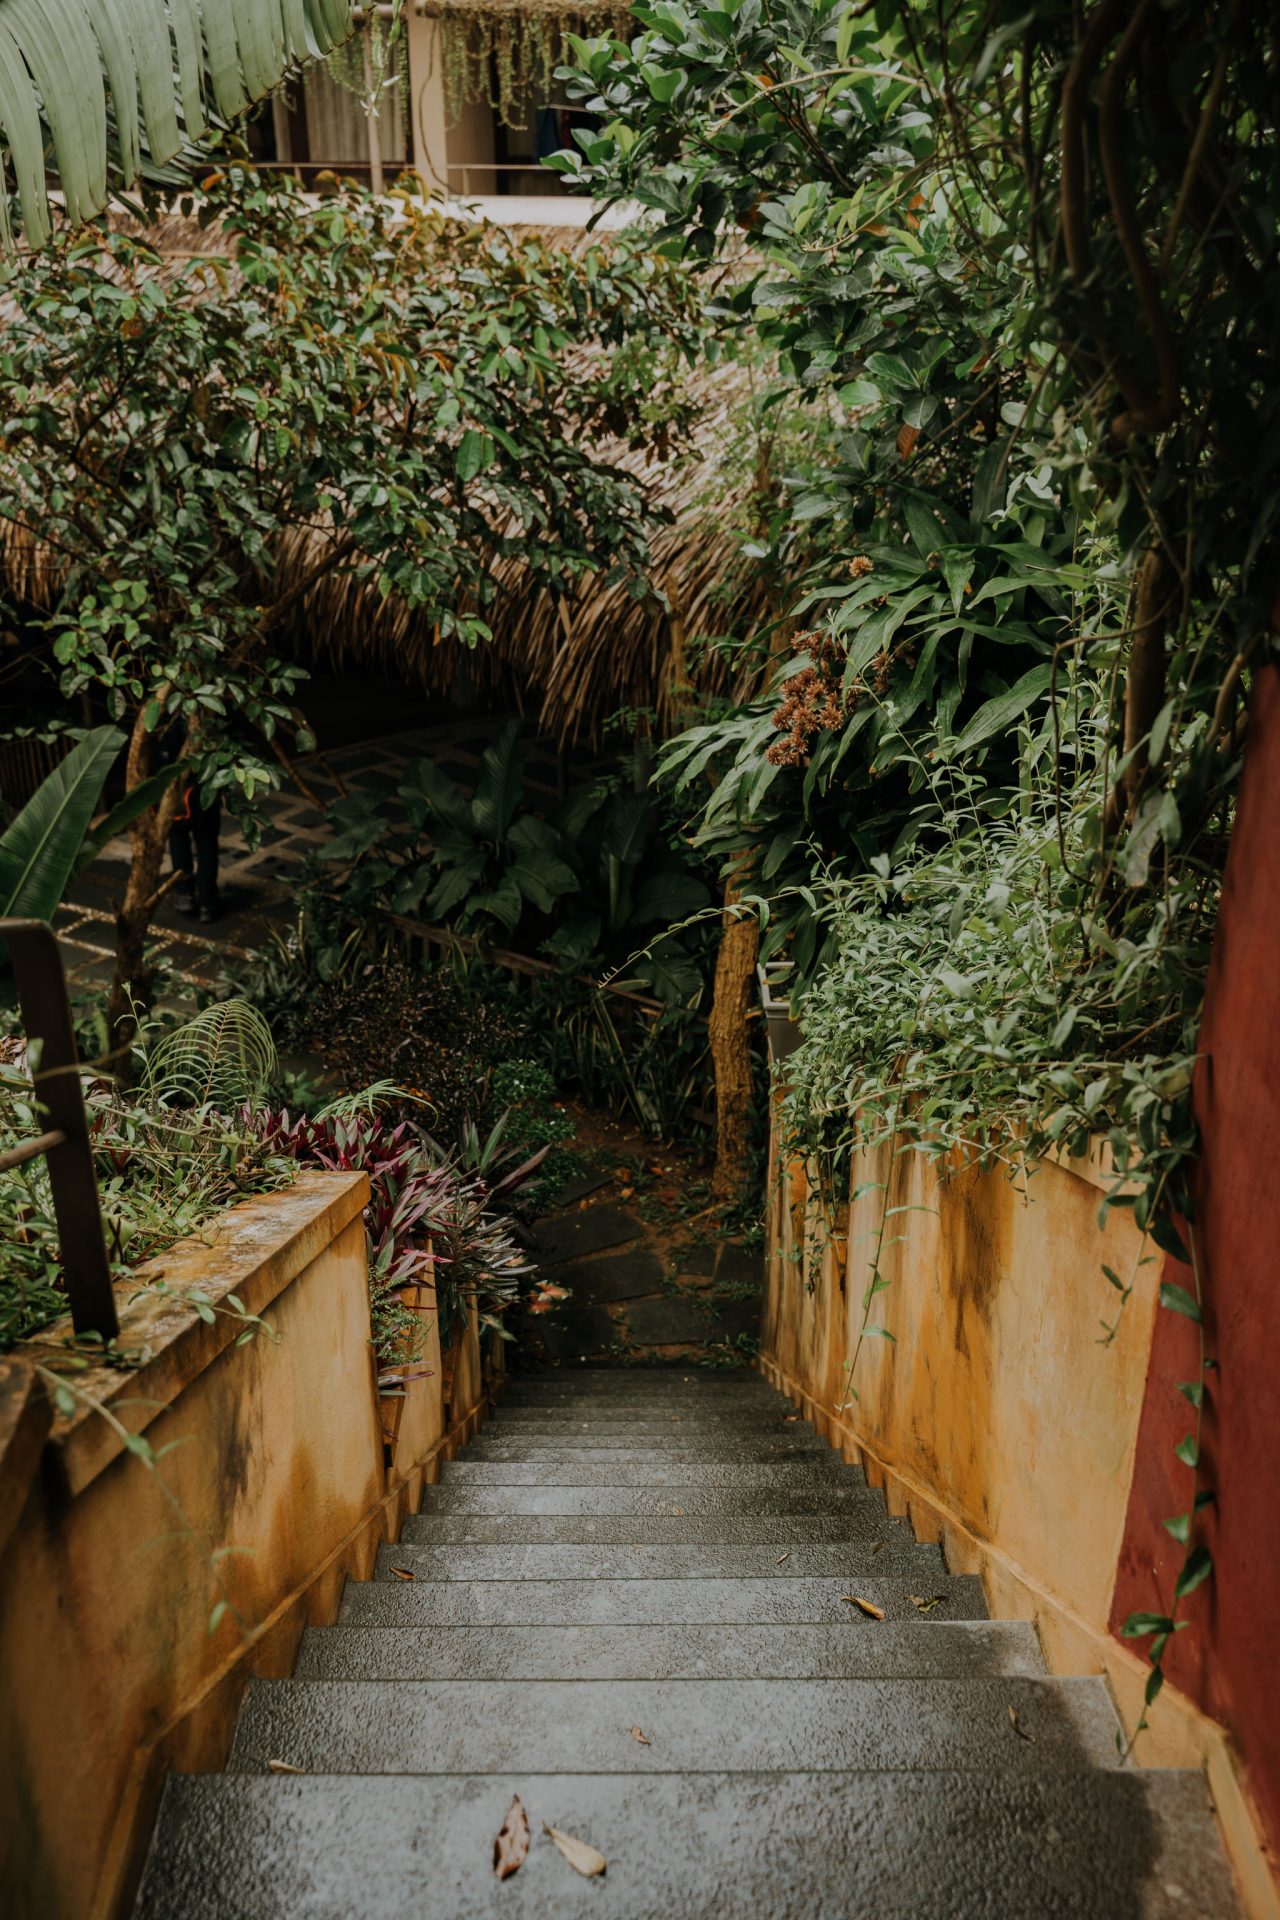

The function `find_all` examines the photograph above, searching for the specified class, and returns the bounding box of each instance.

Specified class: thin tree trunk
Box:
[105,708,182,1065]
[1104,542,1176,832]
[708,880,758,1204]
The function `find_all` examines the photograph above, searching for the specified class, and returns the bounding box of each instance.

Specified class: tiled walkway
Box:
[56,719,582,1000]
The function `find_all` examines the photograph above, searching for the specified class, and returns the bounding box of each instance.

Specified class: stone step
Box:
[133,1769,1242,1919]
[423,1484,878,1516]
[294,1619,1045,1683]
[373,1540,946,1582]
[465,1432,832,1456]
[489,1408,813,1426]
[227,1676,1122,1776]
[439,1458,864,1488]
[492,1387,784,1404]
[338,1574,988,1627]
[404,1512,914,1547]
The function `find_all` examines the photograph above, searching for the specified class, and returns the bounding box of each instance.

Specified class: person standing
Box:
[166,726,222,923]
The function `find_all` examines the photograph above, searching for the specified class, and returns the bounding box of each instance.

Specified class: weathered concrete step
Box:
[133,1769,1242,1919]
[404,1511,913,1547]
[467,1432,831,1456]
[425,1484,875,1516]
[294,1619,1045,1682]
[228,1676,1121,1775]
[440,1458,863,1488]
[338,1574,987,1626]
[499,1378,780,1400]
[490,1408,810,1426]
[373,1540,945,1582]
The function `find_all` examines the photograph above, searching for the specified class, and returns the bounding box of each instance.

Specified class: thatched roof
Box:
[0,202,771,744]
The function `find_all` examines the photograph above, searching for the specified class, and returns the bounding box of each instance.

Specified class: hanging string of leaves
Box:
[424,0,631,130]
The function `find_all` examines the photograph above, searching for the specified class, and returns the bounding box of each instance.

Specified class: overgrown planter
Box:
[757,960,802,1064]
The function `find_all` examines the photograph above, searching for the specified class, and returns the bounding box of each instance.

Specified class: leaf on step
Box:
[543,1823,607,1878]
[671,1506,684,1515]
[267,1758,305,1775]
[628,1725,651,1746]
[775,1552,791,1566]
[909,1592,947,1613]
[493,1794,530,1879]
[782,1415,799,1424]
[870,1541,886,1556]
[389,1566,416,1580]
[1008,1705,1035,1743]
[842,1595,886,1619]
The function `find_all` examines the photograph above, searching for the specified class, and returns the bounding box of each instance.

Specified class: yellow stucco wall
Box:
[0,1171,490,1920]
[761,1131,1278,1918]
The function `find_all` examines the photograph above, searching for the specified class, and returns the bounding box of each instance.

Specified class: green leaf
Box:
[1120,1611,1175,1639]
[949,666,1053,754]
[1174,1547,1213,1600]
[1176,1380,1204,1408]
[1174,1433,1199,1468]
[455,427,496,483]
[470,718,525,842]
[0,724,123,918]
[1159,1281,1201,1324]
[400,756,472,836]
[509,844,579,913]
[1163,1512,1190,1543]
[73,760,183,875]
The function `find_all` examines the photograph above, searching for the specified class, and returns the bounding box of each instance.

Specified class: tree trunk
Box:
[1105,541,1176,833]
[105,712,182,1066]
[708,881,759,1204]
[1122,544,1175,812]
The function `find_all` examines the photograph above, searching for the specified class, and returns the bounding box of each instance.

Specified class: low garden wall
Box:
[0,1169,494,1920]
[761,1134,1278,1918]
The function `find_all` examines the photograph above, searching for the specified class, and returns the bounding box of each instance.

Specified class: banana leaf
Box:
[0,724,123,919]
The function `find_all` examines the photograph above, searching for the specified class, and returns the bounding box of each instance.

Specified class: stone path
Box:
[54,718,584,998]
[133,1371,1239,1918]
[526,1179,761,1366]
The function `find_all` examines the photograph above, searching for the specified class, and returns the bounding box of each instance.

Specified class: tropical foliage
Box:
[0,165,703,1044]
[0,0,352,251]
[320,722,715,1001]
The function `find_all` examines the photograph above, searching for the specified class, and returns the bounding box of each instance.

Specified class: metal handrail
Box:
[0,919,117,1340]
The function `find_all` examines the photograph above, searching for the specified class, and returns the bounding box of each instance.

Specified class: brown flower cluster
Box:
[767,631,849,765]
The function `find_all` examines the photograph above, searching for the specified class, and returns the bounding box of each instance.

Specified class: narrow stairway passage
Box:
[134,1370,1240,1918]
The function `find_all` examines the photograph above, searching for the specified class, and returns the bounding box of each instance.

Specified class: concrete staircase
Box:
[135,1370,1239,1917]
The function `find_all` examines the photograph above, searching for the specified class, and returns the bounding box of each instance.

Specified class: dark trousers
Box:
[169,794,221,910]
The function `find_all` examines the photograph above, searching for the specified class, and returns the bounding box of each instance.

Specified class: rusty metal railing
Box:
[0,919,117,1340]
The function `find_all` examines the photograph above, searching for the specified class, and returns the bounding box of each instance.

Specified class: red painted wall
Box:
[1111,665,1280,1851]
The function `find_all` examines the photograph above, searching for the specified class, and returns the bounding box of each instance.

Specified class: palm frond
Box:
[0,0,353,252]
[144,998,278,1109]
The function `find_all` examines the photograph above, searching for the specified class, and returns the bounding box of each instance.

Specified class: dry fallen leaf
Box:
[782,1415,799,1424]
[628,1726,651,1746]
[775,1552,791,1566]
[543,1823,607,1878]
[1008,1705,1035,1743]
[267,1758,304,1775]
[493,1794,530,1879]
[909,1592,947,1614]
[870,1541,886,1556]
[842,1594,886,1620]
[389,1566,416,1581]
[671,1506,684,1516]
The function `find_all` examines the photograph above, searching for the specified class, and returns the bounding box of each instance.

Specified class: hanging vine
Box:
[424,0,631,129]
